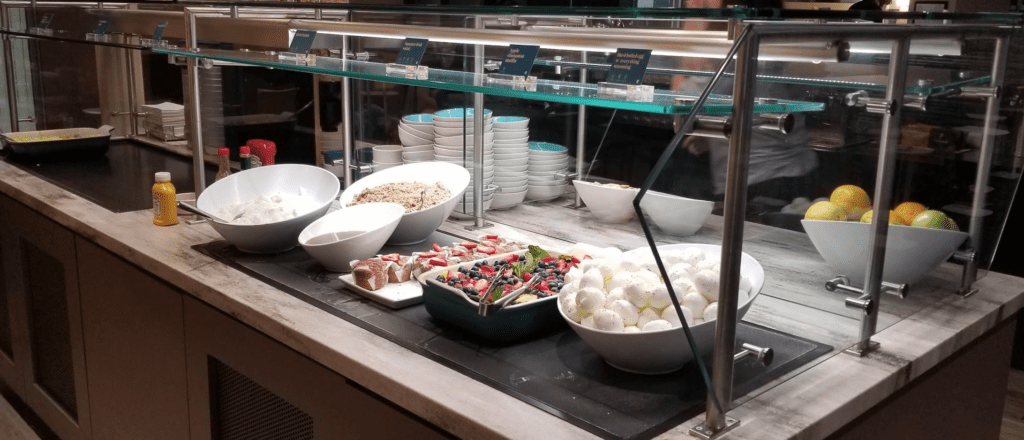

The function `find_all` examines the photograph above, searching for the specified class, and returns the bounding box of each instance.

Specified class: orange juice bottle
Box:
[152,172,178,226]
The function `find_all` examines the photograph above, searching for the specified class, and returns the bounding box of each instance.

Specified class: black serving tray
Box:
[196,233,832,440]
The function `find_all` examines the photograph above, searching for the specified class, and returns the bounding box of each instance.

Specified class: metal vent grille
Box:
[24,242,77,419]
[209,357,314,440]
[0,240,13,358]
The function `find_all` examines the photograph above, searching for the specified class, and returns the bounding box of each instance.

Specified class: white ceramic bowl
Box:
[497,157,529,167]
[493,145,529,154]
[372,162,401,172]
[398,127,433,147]
[529,161,568,172]
[402,113,434,125]
[528,141,568,155]
[525,183,566,201]
[197,164,340,253]
[434,125,478,137]
[401,144,434,153]
[435,133,495,146]
[496,164,529,172]
[298,203,405,272]
[801,220,969,285]
[433,108,493,121]
[403,150,435,161]
[433,120,493,130]
[560,243,764,374]
[372,144,403,163]
[489,189,528,210]
[494,152,529,160]
[339,162,470,245]
[399,120,434,135]
[493,131,529,141]
[528,155,569,165]
[573,180,638,223]
[497,183,528,193]
[492,116,529,129]
[639,191,715,236]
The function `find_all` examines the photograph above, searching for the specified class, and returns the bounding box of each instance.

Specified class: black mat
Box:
[196,233,832,440]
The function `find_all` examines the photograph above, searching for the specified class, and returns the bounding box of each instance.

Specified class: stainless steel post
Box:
[703,29,758,435]
[575,50,587,208]
[123,36,138,136]
[963,36,1009,294]
[341,12,353,186]
[855,37,911,355]
[2,4,20,131]
[472,15,485,227]
[185,8,206,196]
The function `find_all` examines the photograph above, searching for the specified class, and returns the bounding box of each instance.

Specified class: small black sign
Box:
[496,44,539,77]
[38,13,54,29]
[152,20,168,40]
[395,38,428,66]
[94,19,109,35]
[605,48,652,85]
[287,30,317,55]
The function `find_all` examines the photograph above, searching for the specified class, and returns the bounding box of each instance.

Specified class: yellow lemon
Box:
[911,210,959,231]
[893,202,927,226]
[860,209,902,225]
[830,185,872,221]
[805,201,848,221]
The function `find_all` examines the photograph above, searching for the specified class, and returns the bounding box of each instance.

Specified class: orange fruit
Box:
[805,201,848,221]
[893,202,927,226]
[860,209,903,225]
[830,185,871,221]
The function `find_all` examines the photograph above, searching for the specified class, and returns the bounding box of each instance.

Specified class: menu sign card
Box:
[152,20,168,40]
[94,19,109,35]
[496,44,539,77]
[395,38,428,66]
[38,13,54,29]
[287,30,317,55]
[605,48,652,85]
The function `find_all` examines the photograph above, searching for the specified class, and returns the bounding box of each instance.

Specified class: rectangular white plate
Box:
[339,274,423,309]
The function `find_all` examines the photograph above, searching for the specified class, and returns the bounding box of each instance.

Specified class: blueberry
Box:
[496,259,507,266]
[551,286,560,292]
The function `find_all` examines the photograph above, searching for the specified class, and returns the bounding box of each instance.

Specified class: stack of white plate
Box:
[372,145,403,171]
[431,108,496,215]
[490,116,530,210]
[527,142,569,201]
[398,114,435,163]
[141,102,185,140]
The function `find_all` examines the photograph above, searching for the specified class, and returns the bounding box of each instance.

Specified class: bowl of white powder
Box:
[339,162,470,245]
[197,164,340,253]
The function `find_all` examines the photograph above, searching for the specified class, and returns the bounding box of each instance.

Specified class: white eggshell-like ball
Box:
[681,247,706,266]
[661,305,694,327]
[649,283,672,310]
[637,270,662,291]
[593,309,625,332]
[579,258,602,275]
[595,259,618,281]
[703,302,718,323]
[616,259,642,273]
[600,247,623,260]
[581,314,596,328]
[639,258,662,276]
[738,286,750,305]
[662,249,687,267]
[579,269,606,292]
[696,259,720,274]
[636,307,661,329]
[740,276,752,296]
[576,287,607,315]
[559,291,577,312]
[670,277,696,298]
[683,291,709,315]
[607,272,636,291]
[623,326,641,333]
[642,319,673,332]
[564,301,585,323]
[693,269,720,302]
[564,268,583,285]
[606,287,626,304]
[668,262,696,281]
[560,279,580,298]
[624,279,651,309]
[608,299,640,326]
[568,243,603,260]
[693,318,705,325]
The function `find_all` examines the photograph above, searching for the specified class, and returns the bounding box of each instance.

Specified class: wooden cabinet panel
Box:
[76,238,190,440]
[0,195,25,397]
[0,194,91,440]
[183,296,452,440]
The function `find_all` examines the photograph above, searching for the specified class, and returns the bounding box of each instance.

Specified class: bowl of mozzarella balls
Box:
[557,243,764,374]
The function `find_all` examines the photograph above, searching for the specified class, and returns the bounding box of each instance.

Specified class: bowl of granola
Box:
[339,162,470,245]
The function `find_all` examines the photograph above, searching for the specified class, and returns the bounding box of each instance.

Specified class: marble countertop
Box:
[2,158,1022,440]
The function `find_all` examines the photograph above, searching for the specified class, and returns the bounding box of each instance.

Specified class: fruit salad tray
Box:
[1,125,114,158]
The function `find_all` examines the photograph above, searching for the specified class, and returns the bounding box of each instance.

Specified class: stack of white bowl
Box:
[490,116,530,210]
[372,145,403,171]
[526,142,569,201]
[398,114,435,163]
[431,108,495,215]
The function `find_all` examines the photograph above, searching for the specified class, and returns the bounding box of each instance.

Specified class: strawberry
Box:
[477,245,496,254]
[541,256,557,263]
[556,259,567,271]
[428,258,448,267]
[479,265,496,277]
[432,243,442,252]
[502,284,514,294]
[485,234,499,239]
[474,279,489,292]
[571,256,581,264]
[512,282,524,290]
[507,254,519,263]
[546,276,557,281]
[418,251,439,258]
[457,273,467,281]
[380,253,400,262]
[538,280,551,291]
[451,249,465,257]
[523,273,533,282]
[461,242,478,249]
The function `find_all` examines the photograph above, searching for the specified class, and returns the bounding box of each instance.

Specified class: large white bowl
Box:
[492,115,529,129]
[573,180,638,223]
[398,126,433,147]
[801,220,969,286]
[433,108,493,121]
[639,190,715,236]
[560,243,764,374]
[339,162,470,245]
[525,183,566,201]
[298,203,406,272]
[197,164,339,253]
[435,133,495,146]
[489,188,528,209]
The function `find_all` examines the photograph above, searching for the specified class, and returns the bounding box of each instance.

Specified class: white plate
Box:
[340,274,423,309]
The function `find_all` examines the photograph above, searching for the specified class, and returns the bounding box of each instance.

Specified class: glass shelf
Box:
[155,48,824,115]
[0,29,148,51]
[534,58,993,94]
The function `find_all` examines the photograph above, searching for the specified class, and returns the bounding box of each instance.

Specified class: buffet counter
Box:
[1,157,1022,440]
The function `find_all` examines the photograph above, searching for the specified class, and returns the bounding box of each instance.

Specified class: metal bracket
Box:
[553,171,579,182]
[734,343,773,366]
[843,340,881,357]
[960,85,1000,99]
[463,221,494,231]
[952,249,979,297]
[689,417,741,440]
[845,90,897,114]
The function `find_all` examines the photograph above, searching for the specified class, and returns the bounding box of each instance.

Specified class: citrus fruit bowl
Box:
[801,220,969,286]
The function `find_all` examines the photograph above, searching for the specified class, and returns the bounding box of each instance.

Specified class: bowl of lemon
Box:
[801,185,969,286]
